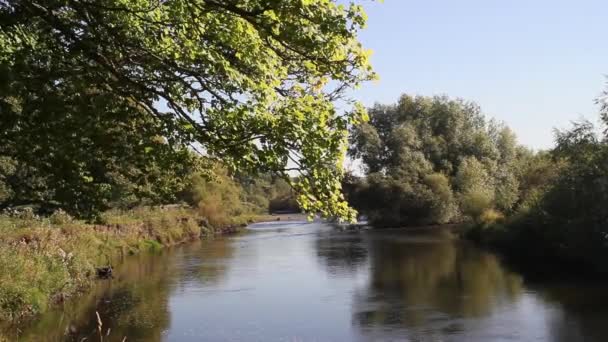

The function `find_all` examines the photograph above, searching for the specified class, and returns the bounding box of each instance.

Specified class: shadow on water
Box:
[531,281,608,342]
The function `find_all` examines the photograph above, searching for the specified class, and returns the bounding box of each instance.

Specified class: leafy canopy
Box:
[348,95,522,226]
[0,0,376,221]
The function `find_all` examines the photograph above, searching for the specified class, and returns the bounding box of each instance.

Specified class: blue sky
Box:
[352,0,608,149]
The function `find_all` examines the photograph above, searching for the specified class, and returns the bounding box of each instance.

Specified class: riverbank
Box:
[0,207,279,323]
[462,217,608,280]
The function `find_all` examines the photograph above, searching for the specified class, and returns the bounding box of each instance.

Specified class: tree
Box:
[0,0,375,221]
[0,85,200,217]
[349,94,522,226]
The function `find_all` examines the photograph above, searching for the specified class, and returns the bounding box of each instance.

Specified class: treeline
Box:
[346,93,608,274]
[0,151,298,223]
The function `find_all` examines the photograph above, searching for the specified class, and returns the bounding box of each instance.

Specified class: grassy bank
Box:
[0,206,268,322]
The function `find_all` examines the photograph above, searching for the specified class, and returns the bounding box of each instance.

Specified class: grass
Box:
[0,206,268,322]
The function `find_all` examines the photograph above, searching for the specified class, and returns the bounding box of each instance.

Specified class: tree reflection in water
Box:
[536,282,608,342]
[314,230,368,277]
[347,229,523,334]
[10,238,235,342]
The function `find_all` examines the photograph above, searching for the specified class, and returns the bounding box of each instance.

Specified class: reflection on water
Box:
[7,238,236,342]
[13,252,176,341]
[315,230,368,277]
[6,222,608,341]
[351,230,524,340]
[535,282,608,342]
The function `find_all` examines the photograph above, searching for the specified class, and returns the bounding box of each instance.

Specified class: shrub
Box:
[479,209,505,226]
[49,209,73,225]
[460,189,494,222]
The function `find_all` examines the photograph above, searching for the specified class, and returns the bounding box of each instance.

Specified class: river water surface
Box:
[9,220,608,341]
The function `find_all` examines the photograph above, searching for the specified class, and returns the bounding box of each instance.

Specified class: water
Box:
[7,220,608,341]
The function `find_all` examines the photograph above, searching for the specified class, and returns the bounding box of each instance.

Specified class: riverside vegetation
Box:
[0,0,373,324]
[0,167,296,322]
[345,92,608,276]
[1,0,607,331]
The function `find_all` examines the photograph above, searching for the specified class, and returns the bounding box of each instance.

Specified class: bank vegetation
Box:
[346,92,608,276]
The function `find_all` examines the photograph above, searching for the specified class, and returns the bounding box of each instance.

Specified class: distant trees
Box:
[347,95,521,226]
[236,173,298,214]
[181,167,300,226]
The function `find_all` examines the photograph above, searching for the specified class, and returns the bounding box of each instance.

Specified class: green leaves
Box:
[0,0,376,220]
[348,94,524,225]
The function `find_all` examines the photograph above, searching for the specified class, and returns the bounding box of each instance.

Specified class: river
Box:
[7,220,608,341]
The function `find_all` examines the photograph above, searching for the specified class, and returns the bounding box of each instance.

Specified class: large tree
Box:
[348,95,521,226]
[0,85,200,216]
[0,0,375,220]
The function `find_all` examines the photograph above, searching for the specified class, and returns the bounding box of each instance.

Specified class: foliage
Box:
[455,156,495,221]
[182,166,247,227]
[345,173,442,226]
[237,173,299,214]
[348,95,521,226]
[469,108,608,274]
[0,82,201,218]
[0,0,376,221]
[179,165,300,226]
[529,118,608,271]
[0,206,266,321]
[423,173,458,224]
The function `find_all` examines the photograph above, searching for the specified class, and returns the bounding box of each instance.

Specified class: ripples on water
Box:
[7,221,608,341]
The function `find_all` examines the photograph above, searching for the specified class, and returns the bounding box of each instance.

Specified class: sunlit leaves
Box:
[0,0,376,220]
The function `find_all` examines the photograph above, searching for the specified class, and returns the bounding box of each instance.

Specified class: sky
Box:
[351,0,608,149]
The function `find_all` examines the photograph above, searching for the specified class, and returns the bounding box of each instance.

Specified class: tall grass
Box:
[0,206,259,322]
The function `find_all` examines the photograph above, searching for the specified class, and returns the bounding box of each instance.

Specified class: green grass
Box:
[0,207,266,322]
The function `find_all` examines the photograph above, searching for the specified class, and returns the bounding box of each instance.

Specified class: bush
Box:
[479,209,505,226]
[460,189,494,222]
[180,167,246,227]
[467,116,608,275]
[49,209,73,225]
